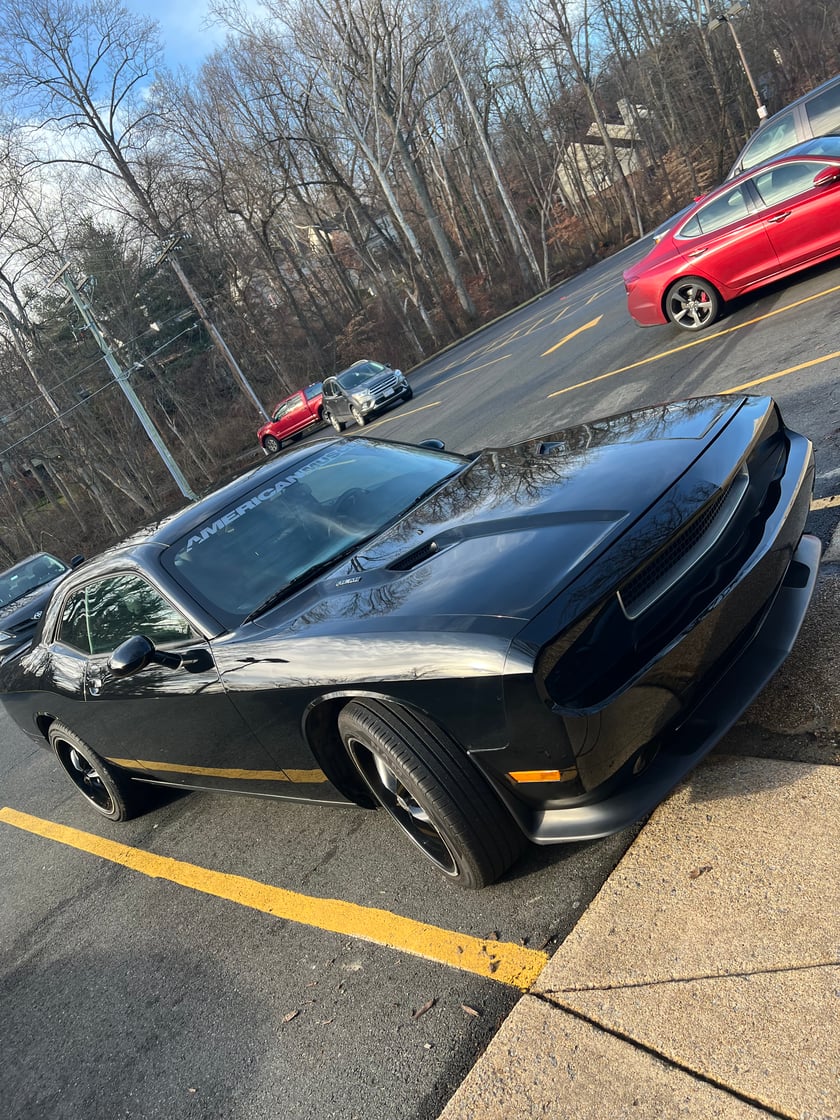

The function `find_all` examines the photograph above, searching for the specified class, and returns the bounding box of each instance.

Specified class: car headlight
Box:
[354,392,375,407]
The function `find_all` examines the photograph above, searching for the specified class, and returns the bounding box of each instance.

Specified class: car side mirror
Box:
[70,555,85,569]
[814,166,840,187]
[109,634,182,677]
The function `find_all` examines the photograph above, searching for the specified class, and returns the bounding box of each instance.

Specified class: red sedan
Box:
[257,382,324,453]
[624,135,840,331]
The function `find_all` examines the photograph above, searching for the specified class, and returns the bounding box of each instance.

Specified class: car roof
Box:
[755,73,840,127]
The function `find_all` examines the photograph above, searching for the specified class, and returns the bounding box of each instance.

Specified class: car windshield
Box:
[164,440,464,627]
[0,554,67,608]
[336,362,388,389]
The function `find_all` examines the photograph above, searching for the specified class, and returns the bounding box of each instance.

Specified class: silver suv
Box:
[728,73,840,178]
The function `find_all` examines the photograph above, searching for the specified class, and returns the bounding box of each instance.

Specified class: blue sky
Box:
[126,0,228,71]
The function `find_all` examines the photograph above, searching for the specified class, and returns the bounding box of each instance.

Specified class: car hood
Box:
[0,581,59,629]
[252,396,745,639]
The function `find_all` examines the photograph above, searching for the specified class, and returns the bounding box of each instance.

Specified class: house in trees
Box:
[557,99,650,199]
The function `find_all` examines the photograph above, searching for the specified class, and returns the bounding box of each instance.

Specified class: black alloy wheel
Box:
[350,405,366,427]
[263,435,281,454]
[338,699,525,888]
[49,722,142,822]
[664,276,720,331]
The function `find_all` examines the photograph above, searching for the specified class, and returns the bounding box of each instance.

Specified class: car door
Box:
[280,391,310,438]
[673,183,780,292]
[321,378,343,423]
[50,572,294,795]
[751,159,840,272]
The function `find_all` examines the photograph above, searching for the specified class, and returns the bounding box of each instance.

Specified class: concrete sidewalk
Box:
[440,570,840,1120]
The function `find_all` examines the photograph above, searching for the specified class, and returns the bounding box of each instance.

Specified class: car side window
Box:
[753,160,824,206]
[58,574,194,656]
[273,394,302,421]
[678,185,749,238]
[322,379,336,398]
[738,111,797,173]
[805,82,840,136]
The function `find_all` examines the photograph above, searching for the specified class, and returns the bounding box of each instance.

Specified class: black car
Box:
[0,552,82,664]
[321,359,412,431]
[0,396,819,888]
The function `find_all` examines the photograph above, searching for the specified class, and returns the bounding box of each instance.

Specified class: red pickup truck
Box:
[257,382,324,453]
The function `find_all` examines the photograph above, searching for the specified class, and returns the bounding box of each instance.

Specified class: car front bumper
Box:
[526,530,820,842]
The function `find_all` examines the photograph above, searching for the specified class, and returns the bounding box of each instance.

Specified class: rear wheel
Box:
[263,435,281,454]
[338,700,525,888]
[664,276,720,331]
[49,722,143,822]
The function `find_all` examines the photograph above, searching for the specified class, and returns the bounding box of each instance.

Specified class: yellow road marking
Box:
[722,351,840,393]
[0,807,548,990]
[364,400,442,429]
[585,290,603,305]
[542,315,603,357]
[108,760,327,783]
[437,353,512,387]
[548,282,840,398]
[551,305,570,323]
[812,494,840,511]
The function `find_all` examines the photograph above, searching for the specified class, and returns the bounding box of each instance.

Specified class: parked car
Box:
[257,382,324,453]
[623,135,840,331]
[0,552,83,663]
[727,73,840,178]
[0,396,818,888]
[321,360,412,431]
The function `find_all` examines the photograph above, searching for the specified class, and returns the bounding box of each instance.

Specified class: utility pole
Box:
[154,237,270,421]
[53,264,198,501]
[708,3,768,120]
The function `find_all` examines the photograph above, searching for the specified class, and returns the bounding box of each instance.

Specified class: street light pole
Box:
[708,4,768,121]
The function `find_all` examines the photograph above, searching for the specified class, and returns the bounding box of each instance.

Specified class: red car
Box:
[257,382,324,453]
[624,135,840,331]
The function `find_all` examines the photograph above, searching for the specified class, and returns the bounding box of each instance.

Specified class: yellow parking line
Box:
[437,353,513,387]
[547,282,840,399]
[0,807,548,990]
[364,400,442,430]
[812,494,840,511]
[722,351,840,393]
[542,315,603,357]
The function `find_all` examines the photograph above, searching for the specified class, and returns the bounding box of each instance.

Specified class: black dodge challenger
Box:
[0,395,819,887]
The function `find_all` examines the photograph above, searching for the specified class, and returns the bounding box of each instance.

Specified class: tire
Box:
[327,410,344,433]
[263,435,281,454]
[350,405,367,427]
[49,722,143,822]
[338,699,525,888]
[403,386,413,401]
[664,276,720,331]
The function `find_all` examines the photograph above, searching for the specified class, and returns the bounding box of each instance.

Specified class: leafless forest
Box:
[0,0,837,563]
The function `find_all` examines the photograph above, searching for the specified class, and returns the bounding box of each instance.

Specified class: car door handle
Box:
[767,211,792,223]
[687,249,706,259]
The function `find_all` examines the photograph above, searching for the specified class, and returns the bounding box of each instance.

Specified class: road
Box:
[2,242,839,1120]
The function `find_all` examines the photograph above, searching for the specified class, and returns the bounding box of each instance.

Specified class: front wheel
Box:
[664,276,720,331]
[350,405,367,427]
[327,410,344,433]
[262,435,281,454]
[338,700,525,888]
[49,722,143,821]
